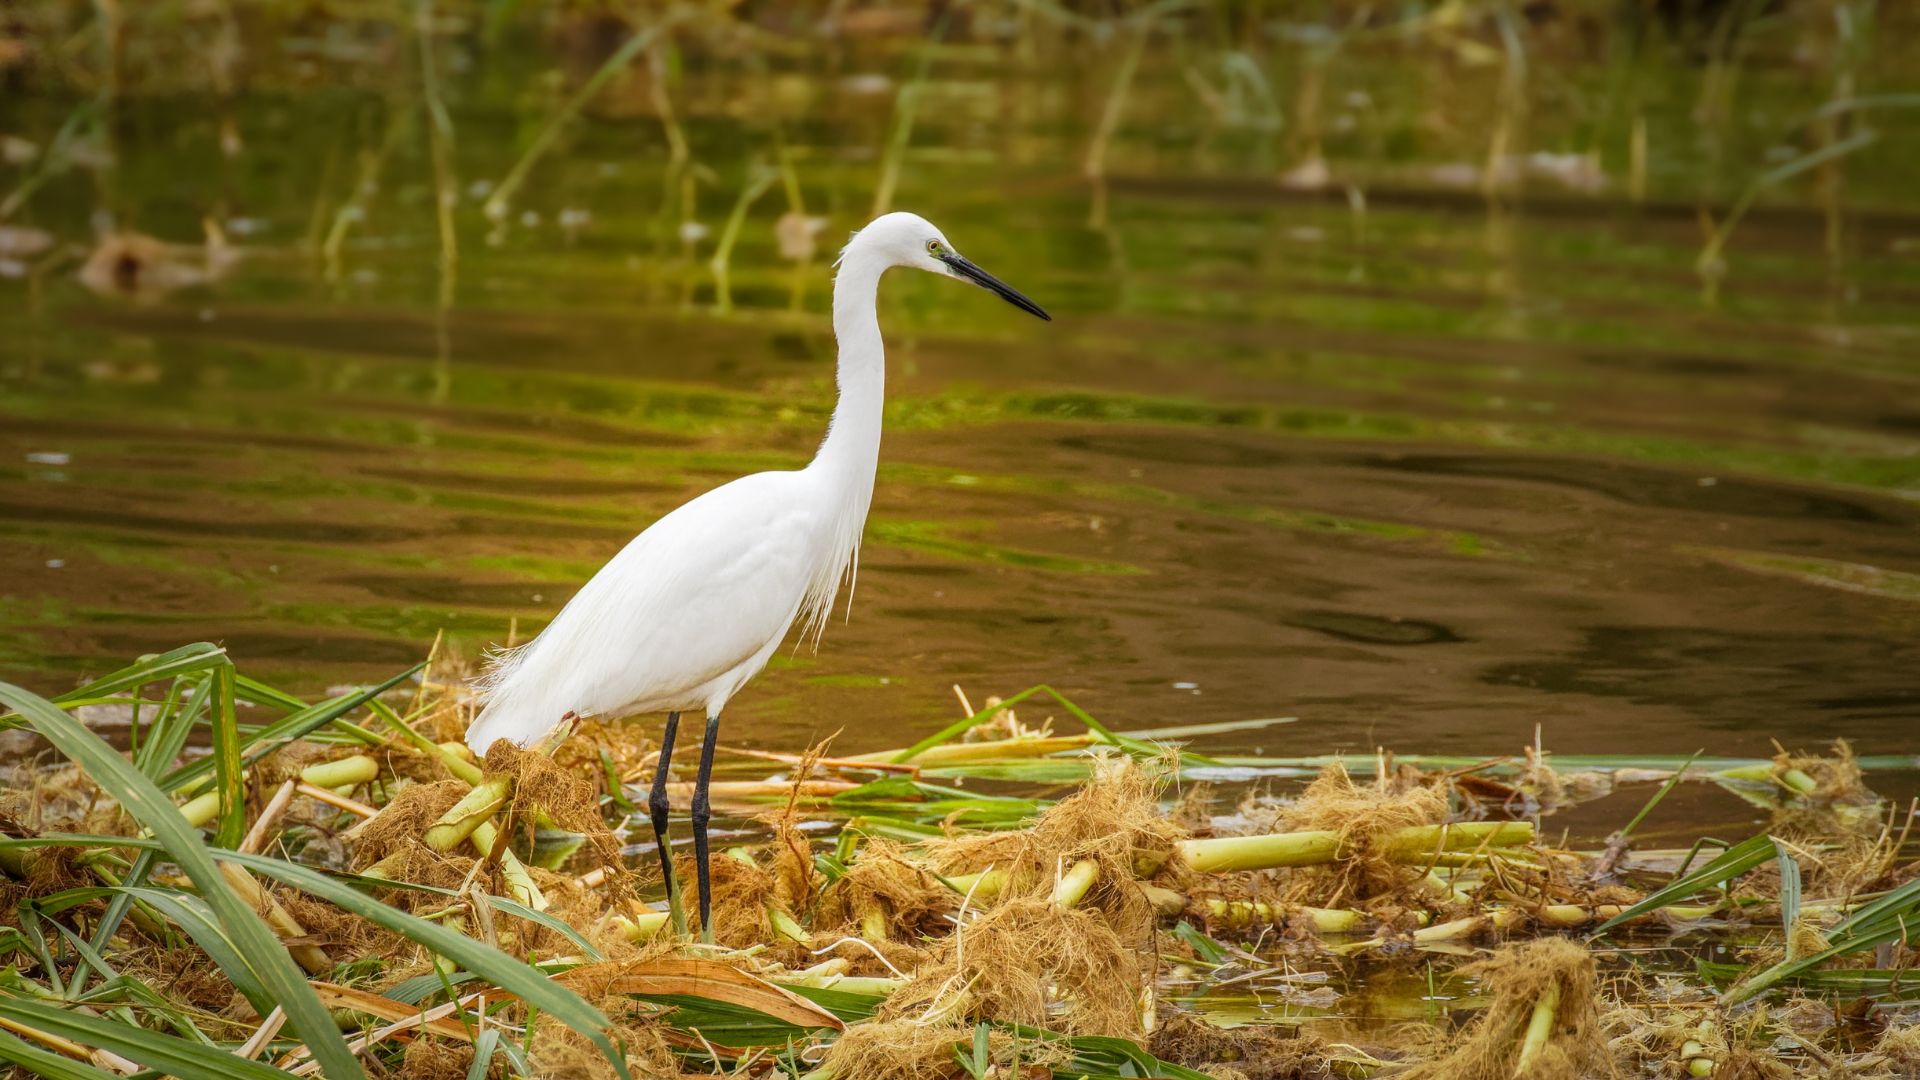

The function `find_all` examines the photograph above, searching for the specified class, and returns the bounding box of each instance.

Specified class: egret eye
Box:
[926,240,942,254]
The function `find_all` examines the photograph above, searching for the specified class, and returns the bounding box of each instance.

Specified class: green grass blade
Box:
[1030,685,1124,745]
[1590,833,1776,937]
[47,916,118,995]
[782,985,885,1022]
[920,760,1096,783]
[386,971,479,1006]
[86,850,156,973]
[891,684,1138,764]
[0,1025,119,1080]
[480,894,606,962]
[1775,841,1801,936]
[159,662,423,793]
[0,997,288,1080]
[1122,716,1297,740]
[1722,876,1920,1004]
[892,685,1054,763]
[1172,920,1228,965]
[216,849,627,1080]
[1001,1025,1214,1080]
[15,902,64,998]
[469,1028,504,1080]
[232,661,423,760]
[1617,749,1702,841]
[0,681,367,1080]
[136,674,210,781]
[209,662,245,850]
[233,675,310,712]
[48,644,227,705]
[117,886,273,1013]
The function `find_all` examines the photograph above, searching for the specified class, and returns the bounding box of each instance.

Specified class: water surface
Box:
[3,11,1919,769]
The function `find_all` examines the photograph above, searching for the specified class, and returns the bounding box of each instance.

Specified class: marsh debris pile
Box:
[0,644,1915,1078]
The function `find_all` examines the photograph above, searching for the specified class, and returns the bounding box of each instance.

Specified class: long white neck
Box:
[795,240,890,636]
[813,246,888,482]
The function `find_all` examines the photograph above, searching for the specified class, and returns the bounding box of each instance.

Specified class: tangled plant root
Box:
[1400,938,1615,1080]
[880,897,1145,1039]
[528,1012,676,1080]
[814,838,954,944]
[116,945,241,1014]
[1150,1012,1338,1079]
[254,739,352,787]
[925,754,1179,944]
[1278,760,1448,906]
[761,808,822,919]
[1168,781,1217,836]
[819,1017,1070,1080]
[817,1017,977,1080]
[546,717,652,783]
[482,742,625,883]
[677,848,779,949]
[21,844,95,901]
[1876,1024,1920,1075]
[354,780,469,866]
[1775,739,1873,807]
[282,891,400,960]
[402,1036,477,1080]
[351,785,502,910]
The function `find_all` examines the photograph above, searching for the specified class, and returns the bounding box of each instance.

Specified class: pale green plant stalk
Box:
[871,25,944,220]
[1084,15,1150,229]
[483,13,686,229]
[712,165,780,315]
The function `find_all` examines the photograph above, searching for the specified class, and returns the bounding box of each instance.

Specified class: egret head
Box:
[851,211,1051,320]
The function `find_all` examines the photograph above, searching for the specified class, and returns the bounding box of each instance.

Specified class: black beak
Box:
[936,251,1052,321]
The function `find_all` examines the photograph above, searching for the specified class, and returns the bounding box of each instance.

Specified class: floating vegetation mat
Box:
[0,643,1918,1078]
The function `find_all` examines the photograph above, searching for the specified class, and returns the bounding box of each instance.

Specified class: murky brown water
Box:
[3,17,1919,772]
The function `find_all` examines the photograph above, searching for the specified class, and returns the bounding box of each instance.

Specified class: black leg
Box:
[692,714,720,944]
[649,712,683,936]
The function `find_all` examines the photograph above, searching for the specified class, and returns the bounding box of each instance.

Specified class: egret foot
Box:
[649,711,688,940]
[692,715,720,944]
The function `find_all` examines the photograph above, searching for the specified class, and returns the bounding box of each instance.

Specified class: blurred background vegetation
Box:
[2,0,1917,756]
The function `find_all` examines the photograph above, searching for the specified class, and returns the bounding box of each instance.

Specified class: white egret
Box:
[465,211,1050,938]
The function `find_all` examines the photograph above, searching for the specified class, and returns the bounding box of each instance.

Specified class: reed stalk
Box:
[179,789,221,829]
[424,777,514,852]
[711,165,779,315]
[1480,1,1527,199]
[416,0,458,307]
[1052,859,1099,909]
[1630,113,1648,203]
[850,735,1098,766]
[871,15,946,219]
[619,910,671,943]
[322,111,409,283]
[1083,14,1150,229]
[217,861,332,974]
[1175,821,1534,874]
[1204,900,1364,933]
[300,756,378,789]
[1141,884,1186,917]
[470,819,547,910]
[770,906,811,944]
[1514,983,1561,1075]
[483,14,684,227]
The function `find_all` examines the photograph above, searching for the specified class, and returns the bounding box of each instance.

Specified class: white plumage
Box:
[466,211,1050,755]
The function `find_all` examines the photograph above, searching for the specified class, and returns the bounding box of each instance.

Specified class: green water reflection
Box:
[2,4,1918,762]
